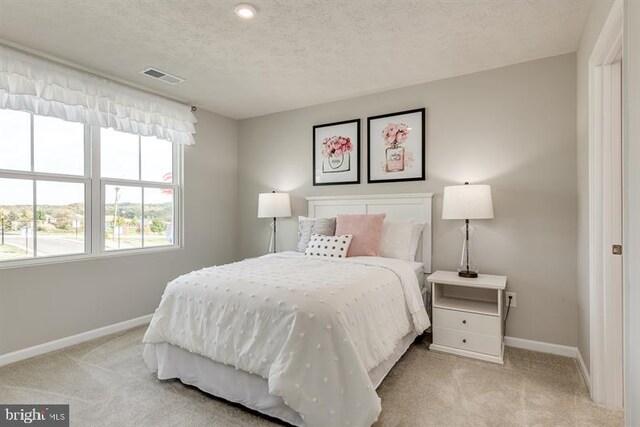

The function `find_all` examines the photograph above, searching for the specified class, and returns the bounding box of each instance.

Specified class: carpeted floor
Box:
[0,326,623,426]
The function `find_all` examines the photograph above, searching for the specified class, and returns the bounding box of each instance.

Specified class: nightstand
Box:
[427,270,507,364]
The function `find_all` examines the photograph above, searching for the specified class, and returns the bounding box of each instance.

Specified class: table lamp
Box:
[442,182,494,278]
[258,191,291,253]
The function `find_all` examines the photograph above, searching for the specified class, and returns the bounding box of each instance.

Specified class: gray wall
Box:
[575,0,615,374]
[238,54,578,346]
[624,0,640,422]
[0,54,584,355]
[0,109,238,355]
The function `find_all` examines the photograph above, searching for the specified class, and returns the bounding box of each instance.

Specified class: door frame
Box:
[588,0,624,408]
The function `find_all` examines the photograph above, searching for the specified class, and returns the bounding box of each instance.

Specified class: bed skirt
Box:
[144,331,418,426]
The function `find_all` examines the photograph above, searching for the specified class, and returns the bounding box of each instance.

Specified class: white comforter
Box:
[143,252,430,427]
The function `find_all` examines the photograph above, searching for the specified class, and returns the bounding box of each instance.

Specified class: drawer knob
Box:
[462,339,467,344]
[462,320,467,324]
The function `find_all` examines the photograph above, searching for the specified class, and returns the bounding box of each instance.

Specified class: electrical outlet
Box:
[506,292,517,308]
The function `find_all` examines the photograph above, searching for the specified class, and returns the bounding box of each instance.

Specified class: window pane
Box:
[0,178,34,260]
[34,116,84,175]
[101,129,139,180]
[36,181,85,257]
[144,187,174,247]
[0,109,31,171]
[141,136,173,182]
[105,185,142,250]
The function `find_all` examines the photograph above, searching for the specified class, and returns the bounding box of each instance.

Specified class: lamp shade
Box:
[442,184,494,220]
[257,192,292,218]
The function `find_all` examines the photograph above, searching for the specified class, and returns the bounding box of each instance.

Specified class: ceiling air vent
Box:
[140,67,184,85]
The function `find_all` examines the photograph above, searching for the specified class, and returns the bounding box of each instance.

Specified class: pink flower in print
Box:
[382,124,398,145]
[322,135,353,158]
[395,123,409,144]
[382,122,410,146]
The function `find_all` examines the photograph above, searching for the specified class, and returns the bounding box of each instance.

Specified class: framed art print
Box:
[313,119,360,186]
[367,108,425,183]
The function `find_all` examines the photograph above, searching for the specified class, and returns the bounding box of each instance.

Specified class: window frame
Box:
[0,111,183,269]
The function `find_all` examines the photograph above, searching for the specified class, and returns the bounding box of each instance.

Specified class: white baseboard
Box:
[577,350,591,393]
[0,314,153,368]
[504,336,579,358]
[0,319,594,387]
[502,337,592,392]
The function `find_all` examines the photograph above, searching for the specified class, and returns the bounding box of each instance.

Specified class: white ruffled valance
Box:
[0,45,197,145]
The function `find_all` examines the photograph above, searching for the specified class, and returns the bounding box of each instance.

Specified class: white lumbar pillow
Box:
[304,233,353,258]
[379,219,425,261]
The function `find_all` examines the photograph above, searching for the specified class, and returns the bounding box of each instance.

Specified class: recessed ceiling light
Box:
[234,3,257,19]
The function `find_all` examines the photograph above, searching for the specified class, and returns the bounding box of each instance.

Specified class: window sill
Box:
[0,245,183,270]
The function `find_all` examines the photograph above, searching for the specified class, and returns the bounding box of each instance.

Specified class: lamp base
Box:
[458,270,478,278]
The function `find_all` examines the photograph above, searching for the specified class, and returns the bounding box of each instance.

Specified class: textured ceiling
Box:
[0,0,591,119]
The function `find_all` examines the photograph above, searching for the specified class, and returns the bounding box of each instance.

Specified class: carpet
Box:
[0,326,623,426]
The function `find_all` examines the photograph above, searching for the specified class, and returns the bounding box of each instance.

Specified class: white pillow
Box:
[304,233,353,259]
[379,219,425,261]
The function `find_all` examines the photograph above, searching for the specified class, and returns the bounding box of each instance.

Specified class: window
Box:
[0,108,181,265]
[101,130,176,251]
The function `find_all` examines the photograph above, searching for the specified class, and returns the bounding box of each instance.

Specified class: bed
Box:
[143,193,434,427]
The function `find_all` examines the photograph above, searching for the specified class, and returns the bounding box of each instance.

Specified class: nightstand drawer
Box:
[433,308,500,336]
[432,326,502,356]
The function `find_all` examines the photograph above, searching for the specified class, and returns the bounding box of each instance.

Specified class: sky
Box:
[0,109,174,206]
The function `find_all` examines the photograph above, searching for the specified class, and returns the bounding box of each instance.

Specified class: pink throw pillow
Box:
[335,214,386,257]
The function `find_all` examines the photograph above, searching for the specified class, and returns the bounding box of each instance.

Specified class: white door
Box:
[588,1,624,405]
[600,58,624,406]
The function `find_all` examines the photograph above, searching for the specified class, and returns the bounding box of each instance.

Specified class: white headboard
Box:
[306,193,434,273]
